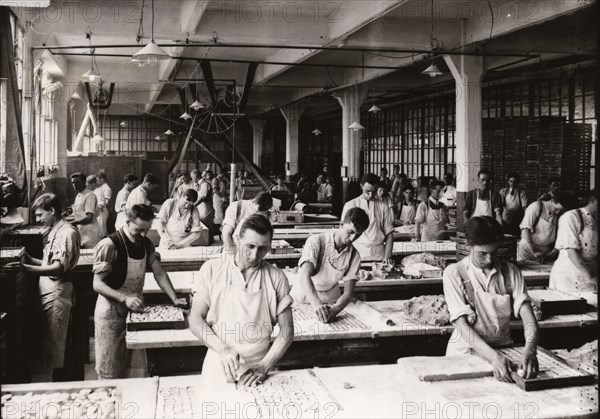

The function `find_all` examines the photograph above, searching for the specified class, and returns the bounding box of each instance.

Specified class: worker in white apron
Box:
[414,181,448,241]
[341,174,395,263]
[114,174,139,231]
[189,214,294,385]
[195,171,215,232]
[221,192,273,252]
[463,169,503,226]
[5,193,80,380]
[396,188,418,225]
[443,216,539,382]
[97,173,112,235]
[212,169,229,225]
[88,175,108,236]
[290,207,368,323]
[517,199,563,263]
[550,191,598,294]
[68,172,103,249]
[93,204,187,379]
[157,190,203,249]
[499,175,528,237]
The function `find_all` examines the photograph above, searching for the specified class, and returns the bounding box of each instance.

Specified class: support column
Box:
[279,103,305,179]
[248,118,266,167]
[334,84,368,203]
[443,54,485,230]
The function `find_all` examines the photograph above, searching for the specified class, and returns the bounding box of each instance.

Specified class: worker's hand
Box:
[124,296,144,312]
[412,237,420,242]
[371,265,389,279]
[3,261,21,272]
[169,243,182,250]
[534,251,544,263]
[21,252,33,265]
[519,347,539,379]
[238,365,268,387]
[314,304,333,323]
[219,349,240,383]
[492,352,514,383]
[172,297,189,309]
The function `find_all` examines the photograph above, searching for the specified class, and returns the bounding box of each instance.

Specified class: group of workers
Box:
[2,165,596,387]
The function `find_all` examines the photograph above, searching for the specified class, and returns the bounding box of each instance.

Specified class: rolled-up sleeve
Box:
[520,202,541,232]
[414,202,427,224]
[492,192,503,211]
[342,249,361,282]
[506,263,531,318]
[190,207,203,232]
[382,205,395,236]
[274,269,292,316]
[84,193,97,215]
[222,202,238,230]
[157,200,171,224]
[443,264,476,323]
[192,262,213,306]
[520,190,529,209]
[48,228,80,272]
[555,211,581,250]
[298,235,320,269]
[92,238,116,274]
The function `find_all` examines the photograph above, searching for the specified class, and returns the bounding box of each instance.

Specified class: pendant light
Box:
[132,0,170,66]
[119,121,128,128]
[180,111,192,120]
[422,0,443,78]
[312,128,322,136]
[368,104,382,113]
[155,135,162,141]
[190,100,204,111]
[348,121,365,131]
[164,129,174,135]
[82,29,101,81]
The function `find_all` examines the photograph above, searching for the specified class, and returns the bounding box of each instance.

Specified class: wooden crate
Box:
[529,289,588,316]
[0,247,25,265]
[270,240,295,255]
[126,305,186,331]
[1,382,122,418]
[1,226,50,259]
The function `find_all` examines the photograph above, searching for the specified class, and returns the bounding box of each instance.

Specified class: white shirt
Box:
[440,185,457,206]
[115,187,130,214]
[98,183,112,206]
[341,196,394,247]
[127,185,151,209]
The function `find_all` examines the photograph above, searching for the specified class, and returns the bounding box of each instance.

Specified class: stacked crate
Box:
[514,118,528,190]
[481,119,494,173]
[525,119,541,202]
[562,124,592,203]
[455,232,517,261]
[503,118,516,182]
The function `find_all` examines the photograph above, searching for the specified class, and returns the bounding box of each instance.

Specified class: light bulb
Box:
[147,56,158,67]
[89,75,97,82]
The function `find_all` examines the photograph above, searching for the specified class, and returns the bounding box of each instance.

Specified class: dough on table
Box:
[405,295,450,326]
[400,252,447,270]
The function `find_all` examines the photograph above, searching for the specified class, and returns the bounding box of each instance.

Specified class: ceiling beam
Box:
[200,60,218,107]
[238,63,258,113]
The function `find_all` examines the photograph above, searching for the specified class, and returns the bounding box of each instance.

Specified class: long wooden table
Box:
[143,264,553,302]
[77,240,458,271]
[126,300,597,375]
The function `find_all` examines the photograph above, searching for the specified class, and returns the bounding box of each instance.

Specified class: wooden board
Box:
[397,355,494,382]
[126,305,187,331]
[529,289,588,315]
[0,247,24,264]
[496,346,595,391]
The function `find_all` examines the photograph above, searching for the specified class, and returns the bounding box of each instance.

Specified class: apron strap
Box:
[456,262,476,311]
[576,208,585,236]
[531,200,544,231]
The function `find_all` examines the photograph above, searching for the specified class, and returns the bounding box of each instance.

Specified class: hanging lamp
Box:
[422,63,443,77]
[132,0,170,66]
[368,104,382,113]
[180,111,192,120]
[348,121,365,131]
[190,100,204,111]
[312,128,322,135]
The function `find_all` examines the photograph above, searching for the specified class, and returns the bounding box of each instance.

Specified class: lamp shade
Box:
[180,112,192,120]
[92,134,105,142]
[82,68,101,82]
[348,121,365,131]
[422,63,443,77]
[190,100,204,111]
[164,129,175,135]
[312,128,322,135]
[119,121,128,128]
[155,135,162,141]
[132,41,170,61]
[368,104,382,113]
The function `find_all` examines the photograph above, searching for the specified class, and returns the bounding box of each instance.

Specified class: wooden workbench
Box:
[126,299,597,376]
[142,264,553,302]
[155,362,597,419]
[0,377,159,418]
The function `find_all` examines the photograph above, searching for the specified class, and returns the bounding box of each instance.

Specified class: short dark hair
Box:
[465,216,504,246]
[478,169,492,178]
[32,193,62,216]
[443,173,454,180]
[70,172,86,182]
[254,192,273,212]
[123,173,138,183]
[144,173,160,185]
[127,204,155,222]
[97,172,108,181]
[343,207,369,232]
[360,173,380,186]
[380,167,388,173]
[430,180,445,190]
[181,170,191,178]
[277,175,285,181]
[183,188,198,202]
[548,176,561,185]
[239,213,273,239]
[191,169,200,177]
[506,172,519,181]
[86,175,98,185]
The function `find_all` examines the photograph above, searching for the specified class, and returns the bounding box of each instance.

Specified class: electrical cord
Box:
[487,0,494,38]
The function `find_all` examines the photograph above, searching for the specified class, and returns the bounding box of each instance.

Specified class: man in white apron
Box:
[463,169,503,226]
[195,170,215,232]
[189,214,294,386]
[87,175,108,236]
[92,204,187,379]
[550,190,597,294]
[341,173,395,263]
[127,173,160,212]
[414,181,449,241]
[5,194,80,381]
[499,173,529,236]
[222,192,273,252]
[157,189,203,249]
[67,172,103,249]
[394,187,418,229]
[174,171,194,200]
[517,197,564,263]
[114,174,139,231]
[443,216,539,383]
[538,176,561,201]
[290,207,369,323]
[212,168,229,225]
[439,173,457,207]
[97,172,112,234]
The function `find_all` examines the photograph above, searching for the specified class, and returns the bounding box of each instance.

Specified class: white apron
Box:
[212,178,227,224]
[517,211,557,263]
[290,252,349,305]
[115,212,127,231]
[446,274,513,355]
[353,241,385,262]
[421,204,446,242]
[550,213,598,293]
[472,190,493,218]
[38,275,73,369]
[73,192,103,249]
[502,190,524,235]
[202,270,273,383]
[94,242,146,379]
[399,203,416,225]
[159,206,194,249]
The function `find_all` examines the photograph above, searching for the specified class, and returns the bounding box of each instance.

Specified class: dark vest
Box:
[105,230,153,290]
